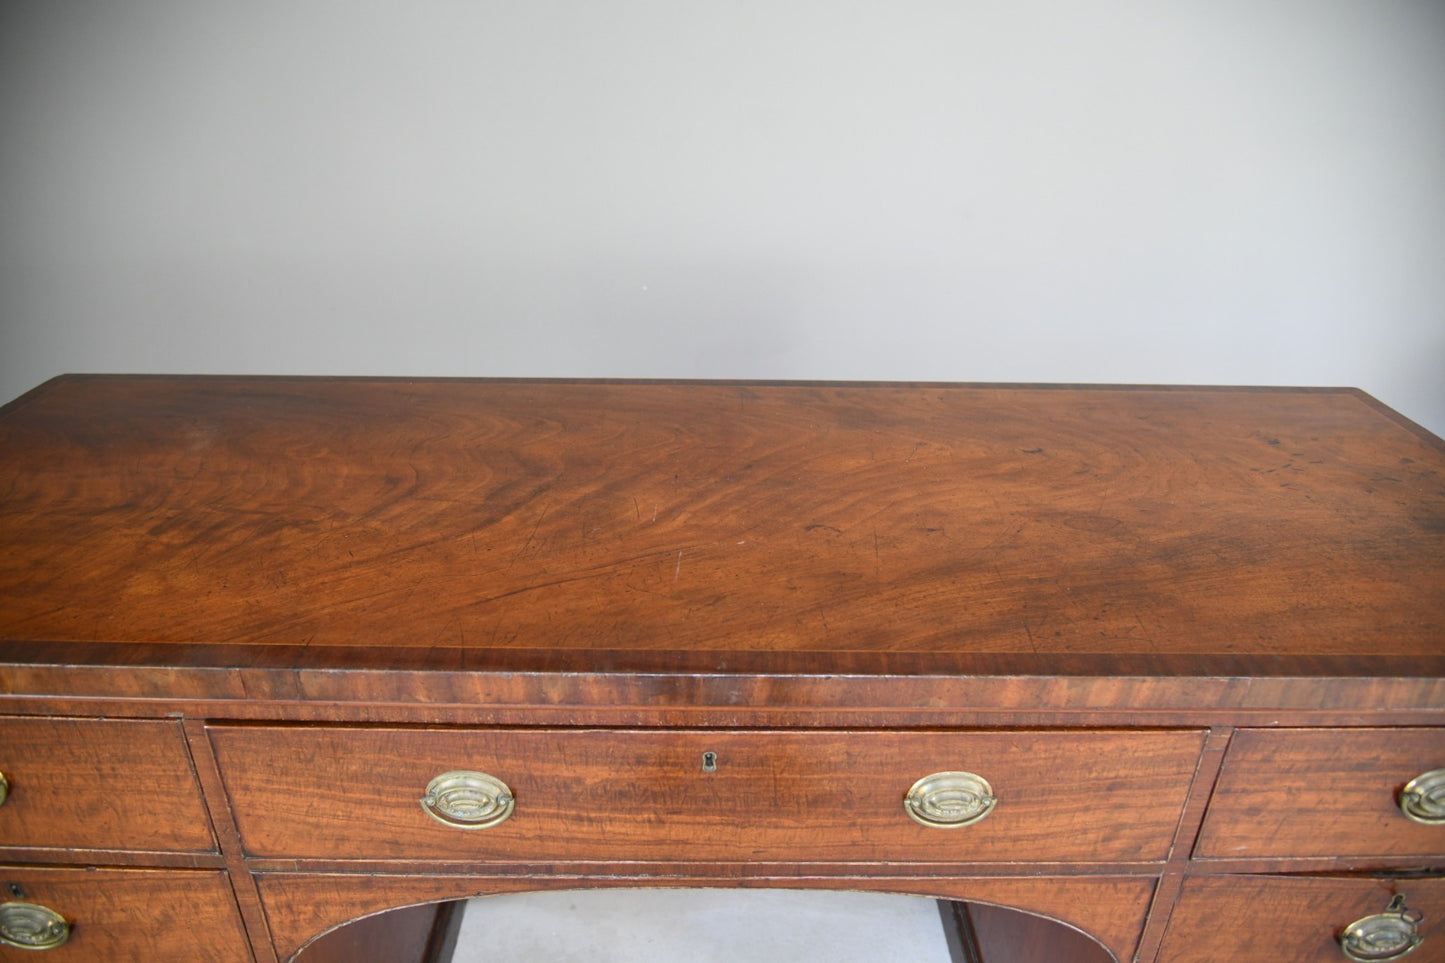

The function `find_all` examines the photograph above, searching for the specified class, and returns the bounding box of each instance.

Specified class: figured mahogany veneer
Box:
[1196,728,1445,861]
[1,376,1442,963]
[0,867,251,961]
[1159,876,1445,963]
[209,726,1204,863]
[0,718,215,855]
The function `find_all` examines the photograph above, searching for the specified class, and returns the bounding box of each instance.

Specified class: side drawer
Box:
[1158,875,1445,963]
[0,717,216,854]
[0,866,251,961]
[209,726,1205,864]
[1195,728,1445,860]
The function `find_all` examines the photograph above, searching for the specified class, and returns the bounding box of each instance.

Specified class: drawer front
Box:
[209,726,1205,863]
[1159,875,1445,963]
[1196,728,1445,860]
[0,717,215,854]
[0,866,250,961]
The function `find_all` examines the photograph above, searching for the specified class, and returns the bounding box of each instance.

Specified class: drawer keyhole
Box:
[702,751,718,773]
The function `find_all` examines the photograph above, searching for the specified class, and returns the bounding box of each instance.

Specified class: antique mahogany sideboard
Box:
[0,376,1442,962]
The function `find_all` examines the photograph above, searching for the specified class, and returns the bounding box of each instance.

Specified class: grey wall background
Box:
[2,1,1442,433]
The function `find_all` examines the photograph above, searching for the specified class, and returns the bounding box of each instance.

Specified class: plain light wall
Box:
[2,2,1442,433]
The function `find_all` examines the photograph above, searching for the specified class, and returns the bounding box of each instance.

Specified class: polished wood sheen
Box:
[209,726,1204,862]
[0,867,251,962]
[1158,875,1445,962]
[0,718,215,854]
[1,376,1442,963]
[2,378,1441,665]
[962,901,1117,963]
[1196,728,1445,861]
[293,901,462,963]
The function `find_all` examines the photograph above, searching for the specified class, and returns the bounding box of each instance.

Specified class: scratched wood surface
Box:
[1,376,1442,662]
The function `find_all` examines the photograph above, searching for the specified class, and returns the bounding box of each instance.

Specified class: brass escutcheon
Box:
[1339,894,1424,962]
[420,770,515,830]
[1398,769,1445,826]
[0,901,71,950]
[904,771,997,828]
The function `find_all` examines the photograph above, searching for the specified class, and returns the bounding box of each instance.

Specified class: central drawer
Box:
[208,727,1205,863]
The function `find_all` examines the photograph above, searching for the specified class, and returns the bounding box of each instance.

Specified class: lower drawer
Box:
[209,726,1205,863]
[1158,875,1445,963]
[0,866,251,961]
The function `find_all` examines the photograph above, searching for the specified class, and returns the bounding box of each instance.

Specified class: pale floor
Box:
[451,889,955,963]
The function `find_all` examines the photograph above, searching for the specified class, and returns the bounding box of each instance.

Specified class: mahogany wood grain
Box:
[6,649,1444,724]
[0,717,215,854]
[293,900,461,963]
[182,718,280,963]
[209,726,1204,864]
[961,901,1116,962]
[0,866,251,962]
[1157,875,1445,963]
[0,378,1442,962]
[254,873,1157,963]
[2,378,1441,666]
[1131,727,1234,962]
[1195,728,1445,860]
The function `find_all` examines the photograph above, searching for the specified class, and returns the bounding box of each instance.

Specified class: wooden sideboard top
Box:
[1,375,1442,716]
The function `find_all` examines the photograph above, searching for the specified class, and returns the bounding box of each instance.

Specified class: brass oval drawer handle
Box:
[420,770,515,829]
[1339,894,1423,961]
[1398,769,1445,825]
[0,901,71,950]
[904,771,997,828]
[0,771,8,807]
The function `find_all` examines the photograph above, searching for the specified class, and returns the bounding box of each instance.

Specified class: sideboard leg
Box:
[939,899,982,963]
[424,901,466,963]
